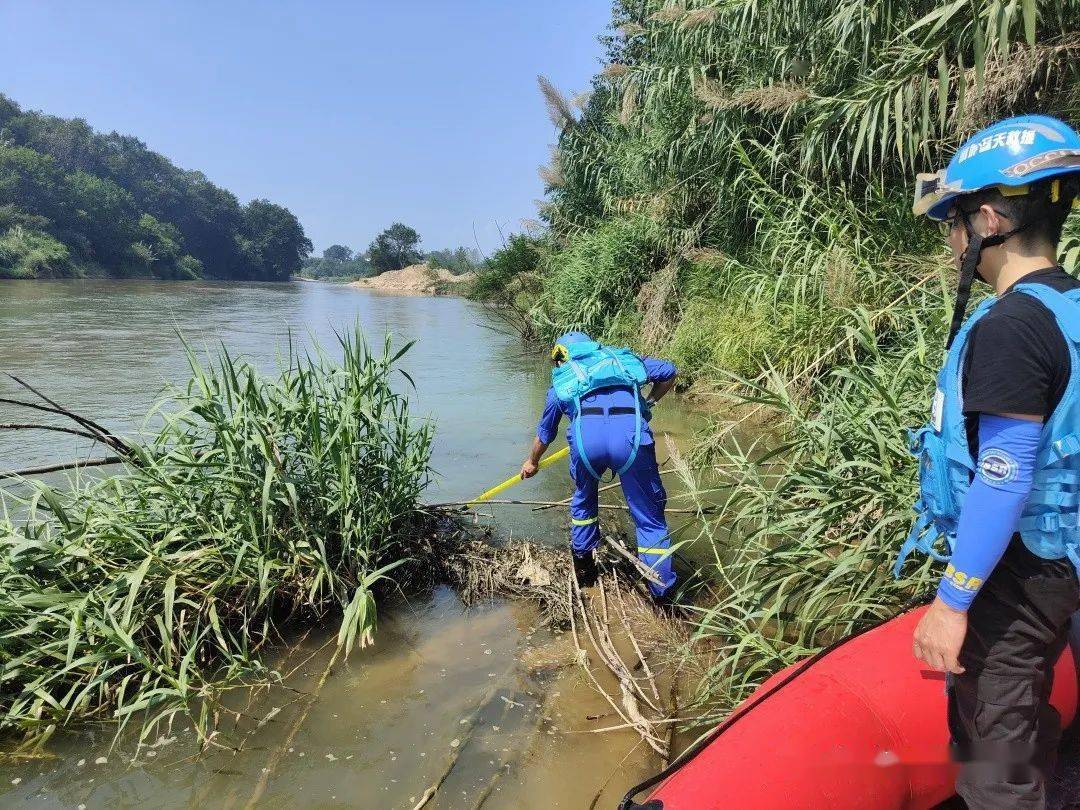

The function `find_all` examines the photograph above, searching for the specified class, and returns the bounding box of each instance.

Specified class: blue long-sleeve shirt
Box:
[937,414,1041,610]
[536,356,676,446]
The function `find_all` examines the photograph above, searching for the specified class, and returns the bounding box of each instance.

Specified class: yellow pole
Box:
[467,446,570,508]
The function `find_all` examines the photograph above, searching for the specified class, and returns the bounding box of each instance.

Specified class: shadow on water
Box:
[0,279,706,808]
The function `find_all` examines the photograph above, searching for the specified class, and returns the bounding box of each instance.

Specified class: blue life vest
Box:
[551,341,649,480]
[894,283,1080,579]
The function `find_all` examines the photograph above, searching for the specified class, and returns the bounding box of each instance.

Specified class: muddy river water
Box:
[0,279,705,809]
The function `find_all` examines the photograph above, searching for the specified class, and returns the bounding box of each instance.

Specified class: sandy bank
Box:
[349,263,475,296]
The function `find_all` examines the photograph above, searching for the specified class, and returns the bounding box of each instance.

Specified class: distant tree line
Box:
[0,93,311,281]
[427,245,485,276]
[300,244,373,280]
[302,222,486,281]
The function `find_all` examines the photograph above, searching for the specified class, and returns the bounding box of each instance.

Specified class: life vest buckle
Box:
[1052,434,1080,461]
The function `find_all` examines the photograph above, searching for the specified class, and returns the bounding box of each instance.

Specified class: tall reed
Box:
[0,327,432,746]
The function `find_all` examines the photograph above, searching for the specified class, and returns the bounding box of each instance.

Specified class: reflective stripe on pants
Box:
[568,426,674,596]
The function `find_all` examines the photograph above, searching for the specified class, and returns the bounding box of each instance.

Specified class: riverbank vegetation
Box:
[300,244,375,281]
[472,0,1080,714]
[0,329,432,746]
[0,93,310,281]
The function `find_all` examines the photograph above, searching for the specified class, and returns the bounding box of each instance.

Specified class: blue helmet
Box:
[551,331,592,362]
[913,114,1080,221]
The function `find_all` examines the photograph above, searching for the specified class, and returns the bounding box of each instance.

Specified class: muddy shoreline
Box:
[0,515,688,809]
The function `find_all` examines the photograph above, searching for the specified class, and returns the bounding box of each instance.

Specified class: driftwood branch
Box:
[427,498,717,516]
[3,375,133,456]
[602,536,666,588]
[243,641,342,809]
[0,423,109,443]
[0,456,125,481]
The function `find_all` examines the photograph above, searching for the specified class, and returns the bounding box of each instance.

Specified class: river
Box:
[0,279,703,809]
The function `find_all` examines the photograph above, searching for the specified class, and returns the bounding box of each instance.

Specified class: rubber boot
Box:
[573,551,598,587]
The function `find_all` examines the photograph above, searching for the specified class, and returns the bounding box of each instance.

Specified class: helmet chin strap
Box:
[944,217,1026,349]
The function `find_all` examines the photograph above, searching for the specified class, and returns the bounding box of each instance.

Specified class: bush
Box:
[427,246,484,276]
[176,254,204,280]
[688,312,938,713]
[469,234,544,302]
[530,217,660,340]
[0,225,72,278]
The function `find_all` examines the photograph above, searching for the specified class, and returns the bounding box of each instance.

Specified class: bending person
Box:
[520,331,677,600]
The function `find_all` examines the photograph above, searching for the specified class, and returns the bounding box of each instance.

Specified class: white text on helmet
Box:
[958,129,1036,163]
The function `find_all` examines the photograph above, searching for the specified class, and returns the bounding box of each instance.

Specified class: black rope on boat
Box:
[617,591,935,810]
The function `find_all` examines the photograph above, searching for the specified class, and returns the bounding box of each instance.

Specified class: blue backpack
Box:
[551,340,649,480]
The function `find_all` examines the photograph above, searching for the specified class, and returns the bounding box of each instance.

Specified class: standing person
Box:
[899,114,1080,807]
[519,331,678,599]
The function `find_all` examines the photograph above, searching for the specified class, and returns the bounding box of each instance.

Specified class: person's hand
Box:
[913,597,968,674]
[520,459,539,479]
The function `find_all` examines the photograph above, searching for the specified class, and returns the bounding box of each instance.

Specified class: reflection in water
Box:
[0,279,702,808]
[0,588,658,809]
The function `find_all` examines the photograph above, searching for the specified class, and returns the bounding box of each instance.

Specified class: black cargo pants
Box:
[948,537,1080,809]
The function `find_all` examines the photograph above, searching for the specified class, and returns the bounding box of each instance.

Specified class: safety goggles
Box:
[936,206,1016,237]
[936,212,964,237]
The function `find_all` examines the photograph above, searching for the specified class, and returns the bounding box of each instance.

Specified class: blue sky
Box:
[0,1,611,255]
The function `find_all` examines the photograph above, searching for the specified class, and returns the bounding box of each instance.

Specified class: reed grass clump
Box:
[530,216,661,342]
[0,327,432,746]
[683,312,940,712]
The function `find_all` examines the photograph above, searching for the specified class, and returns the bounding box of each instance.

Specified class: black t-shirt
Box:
[962,266,1080,450]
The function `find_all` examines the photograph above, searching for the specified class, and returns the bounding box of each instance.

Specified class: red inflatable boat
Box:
[626,606,1079,810]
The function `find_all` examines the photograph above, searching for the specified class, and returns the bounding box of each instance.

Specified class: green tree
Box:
[64,170,138,266]
[176,254,204,280]
[323,244,353,263]
[237,199,312,281]
[132,213,183,277]
[368,222,422,273]
[0,144,64,222]
[427,246,484,275]
[0,92,311,282]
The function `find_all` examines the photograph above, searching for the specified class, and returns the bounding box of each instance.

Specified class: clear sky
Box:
[0,1,610,256]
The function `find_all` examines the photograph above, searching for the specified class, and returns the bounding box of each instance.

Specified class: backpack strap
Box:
[615,389,642,477]
[572,393,605,481]
[1014,284,1080,344]
[603,348,643,477]
[893,501,954,577]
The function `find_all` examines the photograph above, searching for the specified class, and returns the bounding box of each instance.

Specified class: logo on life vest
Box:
[978,449,1018,485]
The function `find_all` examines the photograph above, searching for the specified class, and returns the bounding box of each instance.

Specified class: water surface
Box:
[0,279,701,808]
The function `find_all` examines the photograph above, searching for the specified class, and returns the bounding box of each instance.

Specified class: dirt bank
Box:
[349,263,475,296]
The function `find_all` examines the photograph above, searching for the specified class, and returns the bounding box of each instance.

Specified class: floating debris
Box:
[257,707,281,728]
